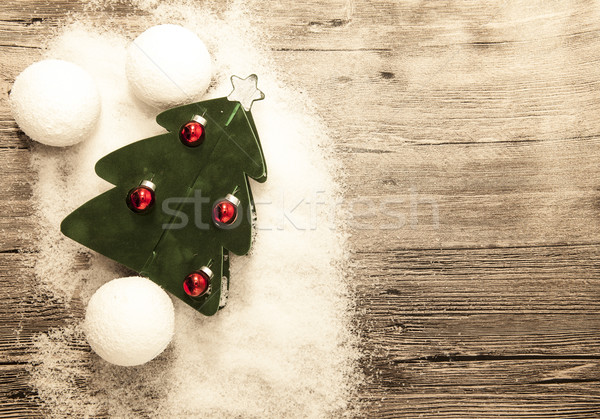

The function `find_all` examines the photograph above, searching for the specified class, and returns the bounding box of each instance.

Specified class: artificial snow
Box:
[10,59,101,147]
[127,24,212,109]
[84,277,175,367]
[28,2,360,418]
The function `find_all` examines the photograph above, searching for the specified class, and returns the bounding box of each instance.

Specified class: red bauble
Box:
[126,182,155,213]
[213,195,240,227]
[179,120,205,147]
[214,201,237,224]
[183,269,211,297]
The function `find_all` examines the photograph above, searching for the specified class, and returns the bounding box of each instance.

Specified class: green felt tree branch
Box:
[61,76,267,316]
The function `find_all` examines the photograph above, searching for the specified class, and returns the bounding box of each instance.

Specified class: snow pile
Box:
[28,2,360,418]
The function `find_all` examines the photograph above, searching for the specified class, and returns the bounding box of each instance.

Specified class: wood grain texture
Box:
[0,0,599,417]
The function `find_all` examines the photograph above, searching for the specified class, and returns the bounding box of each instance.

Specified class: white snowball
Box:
[84,276,175,367]
[126,24,212,109]
[9,59,101,147]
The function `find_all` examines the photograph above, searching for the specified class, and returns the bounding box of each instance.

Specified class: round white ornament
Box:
[84,276,175,367]
[126,24,212,108]
[9,59,101,147]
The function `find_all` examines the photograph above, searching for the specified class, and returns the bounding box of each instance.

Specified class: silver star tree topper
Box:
[227,74,265,111]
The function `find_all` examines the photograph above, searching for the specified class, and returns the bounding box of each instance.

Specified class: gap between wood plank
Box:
[396,354,600,364]
[357,242,600,253]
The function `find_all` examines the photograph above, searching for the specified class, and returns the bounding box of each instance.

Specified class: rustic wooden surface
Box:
[1,0,600,417]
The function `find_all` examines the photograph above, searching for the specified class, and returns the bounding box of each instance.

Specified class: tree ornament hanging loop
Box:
[140,179,156,190]
[192,114,207,125]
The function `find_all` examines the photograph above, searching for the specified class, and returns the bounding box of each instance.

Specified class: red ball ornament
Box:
[183,267,213,298]
[213,194,240,227]
[179,115,207,147]
[126,180,156,214]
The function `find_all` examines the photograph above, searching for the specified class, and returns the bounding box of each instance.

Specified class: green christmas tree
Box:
[61,75,267,316]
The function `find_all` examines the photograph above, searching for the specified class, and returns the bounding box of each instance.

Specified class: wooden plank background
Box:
[1,0,599,417]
